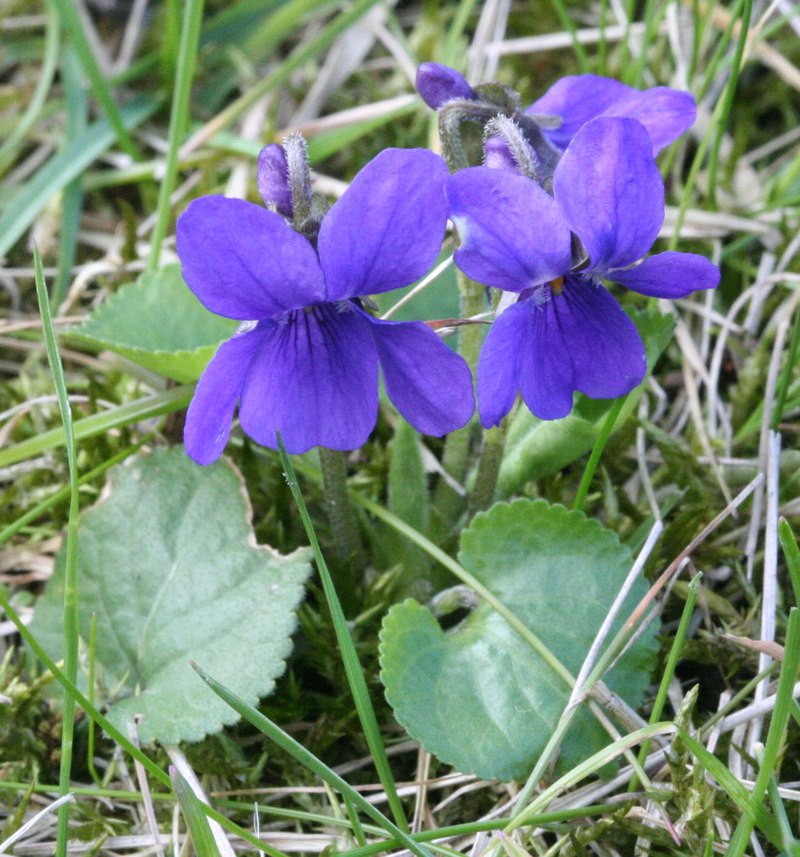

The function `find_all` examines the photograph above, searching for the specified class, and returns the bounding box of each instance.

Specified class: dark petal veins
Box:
[478,276,647,423]
[237,302,379,454]
[519,275,646,418]
[476,299,528,427]
[184,327,266,465]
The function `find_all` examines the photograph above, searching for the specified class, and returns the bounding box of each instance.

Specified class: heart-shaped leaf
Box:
[380,499,658,781]
[30,447,311,744]
[70,265,236,382]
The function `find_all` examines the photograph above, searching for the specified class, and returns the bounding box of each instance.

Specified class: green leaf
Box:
[70,265,236,382]
[30,447,311,744]
[379,499,658,782]
[498,309,675,495]
[372,254,461,323]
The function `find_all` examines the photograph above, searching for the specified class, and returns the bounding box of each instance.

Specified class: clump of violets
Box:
[414,62,719,426]
[177,142,474,463]
[178,65,720,460]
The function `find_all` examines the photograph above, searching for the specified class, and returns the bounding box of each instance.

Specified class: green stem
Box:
[277,441,410,836]
[468,423,506,518]
[318,447,365,577]
[433,269,486,528]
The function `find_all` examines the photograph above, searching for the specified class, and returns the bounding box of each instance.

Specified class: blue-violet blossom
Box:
[416,62,696,155]
[447,116,720,426]
[525,73,696,155]
[177,148,474,463]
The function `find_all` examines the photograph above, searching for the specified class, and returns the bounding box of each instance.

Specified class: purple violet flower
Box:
[177,148,474,463]
[447,116,720,426]
[414,62,696,157]
[526,74,697,155]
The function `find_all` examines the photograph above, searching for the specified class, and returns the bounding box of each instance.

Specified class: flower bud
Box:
[257,144,293,217]
[415,62,477,109]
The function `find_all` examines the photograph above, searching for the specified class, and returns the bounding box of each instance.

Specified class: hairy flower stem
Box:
[468,424,507,518]
[319,448,365,596]
[434,269,486,529]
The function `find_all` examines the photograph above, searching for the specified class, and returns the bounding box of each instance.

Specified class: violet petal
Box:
[553,117,664,273]
[516,275,646,419]
[603,87,697,155]
[177,196,325,320]
[318,149,449,301]
[184,327,265,465]
[526,74,634,149]
[237,303,379,454]
[448,166,572,292]
[367,315,475,435]
[610,251,720,298]
[476,299,527,427]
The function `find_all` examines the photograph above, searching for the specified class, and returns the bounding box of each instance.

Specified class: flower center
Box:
[549,276,565,296]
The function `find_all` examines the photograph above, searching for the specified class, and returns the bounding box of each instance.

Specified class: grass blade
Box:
[50,0,141,159]
[0,587,171,790]
[0,96,160,260]
[191,662,433,857]
[0,0,60,176]
[277,440,408,832]
[147,0,205,272]
[171,766,227,857]
[52,46,88,311]
[0,385,193,469]
[725,607,800,854]
[779,519,800,606]
[33,247,81,854]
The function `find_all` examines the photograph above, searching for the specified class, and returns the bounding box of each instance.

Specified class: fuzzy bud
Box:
[415,62,477,109]
[256,144,293,217]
